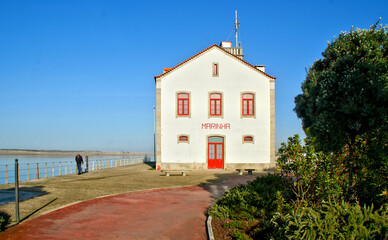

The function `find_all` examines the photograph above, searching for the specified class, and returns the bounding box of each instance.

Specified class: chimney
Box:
[163,68,173,73]
[255,65,265,72]
[220,41,244,59]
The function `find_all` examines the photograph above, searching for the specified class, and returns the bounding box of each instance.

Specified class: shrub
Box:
[230,230,252,240]
[282,200,388,239]
[0,216,5,232]
[277,134,346,207]
[208,174,291,220]
[223,220,246,229]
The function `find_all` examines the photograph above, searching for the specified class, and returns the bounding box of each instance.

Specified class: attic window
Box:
[212,63,219,77]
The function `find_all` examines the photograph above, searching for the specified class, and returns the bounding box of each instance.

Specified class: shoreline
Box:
[0,149,152,156]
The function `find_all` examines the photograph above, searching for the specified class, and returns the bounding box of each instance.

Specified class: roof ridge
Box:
[154,44,276,80]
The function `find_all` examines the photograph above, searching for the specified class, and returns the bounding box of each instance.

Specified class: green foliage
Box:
[208,174,291,220]
[277,134,346,207]
[230,230,252,240]
[0,216,4,232]
[294,22,388,202]
[223,220,247,229]
[294,23,388,152]
[280,201,388,240]
[355,126,388,209]
[209,174,293,239]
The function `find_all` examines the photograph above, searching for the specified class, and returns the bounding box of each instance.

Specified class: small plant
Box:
[230,230,252,240]
[0,216,5,232]
[223,220,246,229]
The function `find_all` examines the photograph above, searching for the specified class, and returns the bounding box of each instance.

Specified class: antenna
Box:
[234,10,240,47]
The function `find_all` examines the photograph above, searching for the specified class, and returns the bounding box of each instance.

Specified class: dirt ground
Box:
[0,163,239,224]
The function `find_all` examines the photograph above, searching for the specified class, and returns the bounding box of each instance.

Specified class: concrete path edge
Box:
[206,215,215,240]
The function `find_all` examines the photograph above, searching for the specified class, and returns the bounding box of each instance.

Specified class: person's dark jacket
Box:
[75,155,83,164]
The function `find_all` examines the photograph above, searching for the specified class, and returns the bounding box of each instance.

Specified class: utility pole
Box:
[153,106,156,163]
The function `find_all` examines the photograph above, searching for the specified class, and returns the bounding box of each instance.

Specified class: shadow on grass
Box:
[143,161,156,169]
[0,186,47,206]
[21,198,57,222]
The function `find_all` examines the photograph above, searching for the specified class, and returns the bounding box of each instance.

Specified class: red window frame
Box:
[210,93,222,116]
[179,136,189,142]
[177,93,189,116]
[242,93,254,116]
[243,136,253,142]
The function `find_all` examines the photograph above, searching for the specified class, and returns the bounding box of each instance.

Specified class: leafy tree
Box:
[294,21,388,201]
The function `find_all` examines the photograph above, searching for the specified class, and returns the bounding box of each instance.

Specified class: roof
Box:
[154,44,276,81]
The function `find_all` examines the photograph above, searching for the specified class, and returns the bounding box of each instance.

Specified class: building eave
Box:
[154,44,276,83]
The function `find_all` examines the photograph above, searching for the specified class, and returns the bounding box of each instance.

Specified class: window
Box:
[242,135,254,144]
[178,135,189,143]
[177,93,189,116]
[242,93,255,117]
[212,63,219,77]
[210,93,222,116]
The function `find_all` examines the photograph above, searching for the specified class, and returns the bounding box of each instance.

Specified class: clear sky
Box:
[0,0,387,152]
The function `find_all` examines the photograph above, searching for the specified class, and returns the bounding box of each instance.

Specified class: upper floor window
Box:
[212,63,219,77]
[242,93,255,117]
[177,92,189,116]
[210,93,222,116]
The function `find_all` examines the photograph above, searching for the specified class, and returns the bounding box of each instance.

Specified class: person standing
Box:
[75,154,83,175]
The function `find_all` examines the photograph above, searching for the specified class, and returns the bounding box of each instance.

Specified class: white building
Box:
[154,42,275,171]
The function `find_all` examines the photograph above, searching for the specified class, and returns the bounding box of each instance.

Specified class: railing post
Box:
[85,156,89,173]
[27,163,29,181]
[36,163,39,179]
[59,162,61,176]
[45,162,47,178]
[52,162,54,177]
[70,162,72,174]
[65,161,67,175]
[92,160,94,171]
[5,165,8,184]
[15,159,20,223]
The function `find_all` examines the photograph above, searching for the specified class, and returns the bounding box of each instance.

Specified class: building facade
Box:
[154,43,275,170]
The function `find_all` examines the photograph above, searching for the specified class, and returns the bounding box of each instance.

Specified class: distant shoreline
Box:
[0,149,152,156]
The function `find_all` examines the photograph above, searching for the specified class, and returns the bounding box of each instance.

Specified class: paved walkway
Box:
[0,175,256,240]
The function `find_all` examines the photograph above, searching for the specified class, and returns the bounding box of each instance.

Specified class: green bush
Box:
[230,230,252,240]
[282,200,388,239]
[0,216,5,232]
[223,220,246,229]
[208,174,291,220]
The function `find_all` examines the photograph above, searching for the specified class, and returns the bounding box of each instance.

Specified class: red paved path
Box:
[0,175,256,240]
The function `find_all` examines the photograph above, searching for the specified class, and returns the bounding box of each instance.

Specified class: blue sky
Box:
[0,0,387,152]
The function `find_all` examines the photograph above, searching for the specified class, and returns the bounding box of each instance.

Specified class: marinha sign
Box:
[201,123,231,130]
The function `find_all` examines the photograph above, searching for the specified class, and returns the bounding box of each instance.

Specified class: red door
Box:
[208,137,224,169]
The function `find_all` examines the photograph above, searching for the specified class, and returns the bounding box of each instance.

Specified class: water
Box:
[0,155,154,184]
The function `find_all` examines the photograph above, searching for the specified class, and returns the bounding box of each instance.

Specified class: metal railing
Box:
[0,156,149,185]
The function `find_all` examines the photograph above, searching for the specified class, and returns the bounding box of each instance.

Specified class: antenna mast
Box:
[234,10,240,47]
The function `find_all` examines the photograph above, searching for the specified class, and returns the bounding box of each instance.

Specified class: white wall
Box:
[160,47,271,166]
